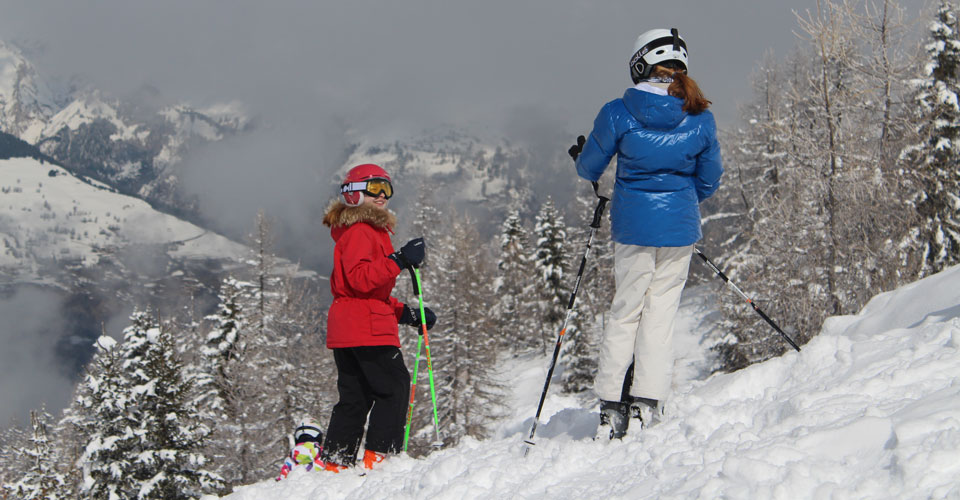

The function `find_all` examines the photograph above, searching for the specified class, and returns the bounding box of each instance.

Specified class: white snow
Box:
[22,92,140,145]
[211,264,960,499]
[0,157,250,280]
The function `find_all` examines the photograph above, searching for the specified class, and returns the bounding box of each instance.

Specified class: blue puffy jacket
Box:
[576,87,723,247]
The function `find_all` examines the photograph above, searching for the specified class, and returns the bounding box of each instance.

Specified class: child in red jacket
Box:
[320,163,436,471]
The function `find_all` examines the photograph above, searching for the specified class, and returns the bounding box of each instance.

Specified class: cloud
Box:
[6,0,928,131]
[0,287,74,425]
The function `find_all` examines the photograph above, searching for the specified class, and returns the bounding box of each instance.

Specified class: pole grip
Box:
[408,266,420,296]
[591,196,610,229]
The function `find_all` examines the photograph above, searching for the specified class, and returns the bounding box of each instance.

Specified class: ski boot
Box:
[362,449,386,470]
[627,396,662,429]
[598,400,629,440]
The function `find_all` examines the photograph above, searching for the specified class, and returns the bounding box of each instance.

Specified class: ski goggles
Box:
[340,178,394,199]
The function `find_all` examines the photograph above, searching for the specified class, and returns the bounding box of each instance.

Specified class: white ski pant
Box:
[595,243,693,402]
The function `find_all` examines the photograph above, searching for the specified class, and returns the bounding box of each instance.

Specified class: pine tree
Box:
[82,312,223,499]
[493,206,538,352]
[3,410,68,500]
[80,334,140,500]
[122,314,224,499]
[904,0,960,275]
[197,277,251,417]
[0,424,29,495]
[532,198,568,354]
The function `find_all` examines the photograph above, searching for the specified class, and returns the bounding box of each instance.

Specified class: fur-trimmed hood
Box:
[322,200,397,231]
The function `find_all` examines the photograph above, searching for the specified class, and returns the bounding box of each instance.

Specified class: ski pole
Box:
[402,330,423,451]
[403,266,443,448]
[523,182,609,456]
[693,247,801,352]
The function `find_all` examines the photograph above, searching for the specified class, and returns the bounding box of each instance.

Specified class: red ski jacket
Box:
[323,201,406,348]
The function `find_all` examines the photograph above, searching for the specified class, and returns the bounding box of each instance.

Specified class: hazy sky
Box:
[0,0,934,424]
[1,0,930,130]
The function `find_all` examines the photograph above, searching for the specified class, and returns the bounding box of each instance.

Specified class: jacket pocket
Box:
[368,300,398,337]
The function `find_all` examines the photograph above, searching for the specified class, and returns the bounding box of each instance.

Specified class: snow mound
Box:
[214,265,960,499]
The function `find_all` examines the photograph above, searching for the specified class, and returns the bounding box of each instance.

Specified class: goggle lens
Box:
[363,179,393,199]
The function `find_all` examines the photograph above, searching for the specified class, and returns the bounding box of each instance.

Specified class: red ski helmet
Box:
[340,163,393,206]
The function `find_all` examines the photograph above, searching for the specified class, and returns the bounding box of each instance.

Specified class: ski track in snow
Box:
[213,268,960,500]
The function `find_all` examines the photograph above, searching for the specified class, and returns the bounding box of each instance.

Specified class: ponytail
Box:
[651,65,711,114]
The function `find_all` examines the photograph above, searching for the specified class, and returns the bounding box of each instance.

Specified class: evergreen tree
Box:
[493,206,538,352]
[79,334,140,500]
[186,213,336,486]
[197,277,251,418]
[0,424,29,495]
[123,313,223,499]
[903,0,960,275]
[82,312,223,499]
[532,198,568,354]
[3,410,68,500]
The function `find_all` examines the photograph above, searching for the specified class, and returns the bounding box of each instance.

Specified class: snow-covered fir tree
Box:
[197,277,251,416]
[0,424,29,496]
[78,333,140,500]
[123,313,224,499]
[82,312,223,499]
[903,0,960,276]
[2,410,68,500]
[533,198,568,354]
[194,277,254,486]
[493,205,538,352]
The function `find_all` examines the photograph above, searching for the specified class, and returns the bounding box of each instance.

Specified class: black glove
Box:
[568,135,586,161]
[399,305,437,331]
[389,237,425,269]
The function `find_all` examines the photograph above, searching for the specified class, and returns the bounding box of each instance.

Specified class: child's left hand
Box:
[400,305,437,331]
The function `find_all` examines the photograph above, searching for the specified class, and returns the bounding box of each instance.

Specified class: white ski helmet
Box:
[629,28,688,84]
[293,418,323,443]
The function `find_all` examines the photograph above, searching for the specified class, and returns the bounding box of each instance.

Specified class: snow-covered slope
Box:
[0,156,249,283]
[214,265,960,499]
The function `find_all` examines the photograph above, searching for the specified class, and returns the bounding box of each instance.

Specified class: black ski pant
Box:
[322,345,410,466]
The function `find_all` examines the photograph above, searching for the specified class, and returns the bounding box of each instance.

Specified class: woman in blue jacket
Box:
[571,28,723,439]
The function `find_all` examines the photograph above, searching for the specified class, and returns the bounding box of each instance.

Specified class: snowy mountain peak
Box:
[0,41,59,137]
[0,39,250,213]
